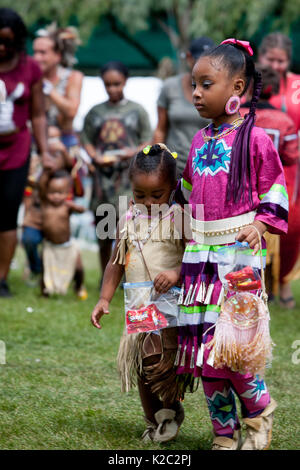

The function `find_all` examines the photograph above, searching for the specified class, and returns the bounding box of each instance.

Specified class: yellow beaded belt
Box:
[190,211,256,245]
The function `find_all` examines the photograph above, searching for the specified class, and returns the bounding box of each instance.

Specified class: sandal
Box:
[279,296,296,309]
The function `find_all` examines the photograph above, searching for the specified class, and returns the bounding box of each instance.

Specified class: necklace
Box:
[132,205,163,248]
[202,117,244,142]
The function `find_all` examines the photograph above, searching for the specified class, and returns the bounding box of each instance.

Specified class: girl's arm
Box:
[253,129,289,236]
[153,265,181,294]
[153,205,185,293]
[91,229,125,329]
[46,70,83,120]
[236,219,268,255]
[30,80,54,170]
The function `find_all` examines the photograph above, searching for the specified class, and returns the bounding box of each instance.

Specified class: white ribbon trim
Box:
[191,211,256,245]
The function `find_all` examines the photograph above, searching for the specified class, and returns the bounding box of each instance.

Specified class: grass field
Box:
[0,246,300,450]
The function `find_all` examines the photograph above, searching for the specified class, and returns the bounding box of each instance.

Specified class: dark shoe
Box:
[279,296,296,309]
[0,279,12,297]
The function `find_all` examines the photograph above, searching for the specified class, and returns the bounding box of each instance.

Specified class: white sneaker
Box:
[212,430,242,450]
[241,398,277,450]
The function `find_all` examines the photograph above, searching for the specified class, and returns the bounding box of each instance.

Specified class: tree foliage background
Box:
[1,0,300,66]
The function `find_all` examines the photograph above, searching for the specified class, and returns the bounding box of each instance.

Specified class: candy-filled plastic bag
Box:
[218,241,261,292]
[206,291,273,377]
[123,281,180,334]
[208,239,272,377]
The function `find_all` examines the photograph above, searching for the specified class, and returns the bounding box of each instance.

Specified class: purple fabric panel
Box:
[257,202,288,221]
[181,262,218,276]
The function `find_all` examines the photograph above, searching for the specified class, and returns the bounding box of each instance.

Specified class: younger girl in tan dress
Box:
[91,144,188,443]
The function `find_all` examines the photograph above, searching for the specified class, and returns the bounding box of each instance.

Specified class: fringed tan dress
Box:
[114,203,185,403]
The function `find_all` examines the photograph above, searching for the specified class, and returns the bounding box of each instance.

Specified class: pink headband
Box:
[220,38,253,56]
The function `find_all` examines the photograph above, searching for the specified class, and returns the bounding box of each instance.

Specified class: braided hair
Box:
[129,144,177,186]
[201,43,262,204]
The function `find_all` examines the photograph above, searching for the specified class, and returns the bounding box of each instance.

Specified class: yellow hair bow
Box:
[171,152,178,159]
[143,145,151,155]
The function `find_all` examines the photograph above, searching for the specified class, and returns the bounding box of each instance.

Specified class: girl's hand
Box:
[91,299,110,329]
[154,269,180,294]
[236,220,267,255]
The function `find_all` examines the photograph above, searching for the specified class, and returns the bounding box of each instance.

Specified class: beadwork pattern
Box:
[201,118,244,143]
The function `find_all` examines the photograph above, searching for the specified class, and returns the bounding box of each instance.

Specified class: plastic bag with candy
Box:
[206,240,272,377]
[218,241,262,293]
[123,281,180,334]
[206,291,273,377]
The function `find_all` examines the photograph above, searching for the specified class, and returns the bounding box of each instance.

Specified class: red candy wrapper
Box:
[126,303,168,334]
[225,266,261,291]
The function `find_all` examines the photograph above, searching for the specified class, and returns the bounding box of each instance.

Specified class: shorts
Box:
[0,159,29,232]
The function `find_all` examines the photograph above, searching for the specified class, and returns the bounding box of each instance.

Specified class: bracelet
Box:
[43,79,54,96]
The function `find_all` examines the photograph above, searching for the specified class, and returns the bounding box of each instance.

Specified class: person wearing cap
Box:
[153,36,215,176]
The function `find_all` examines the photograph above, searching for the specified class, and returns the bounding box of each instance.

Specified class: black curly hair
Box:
[100,61,129,79]
[129,144,177,185]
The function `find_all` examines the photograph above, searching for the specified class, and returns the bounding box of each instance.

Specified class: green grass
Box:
[0,247,300,450]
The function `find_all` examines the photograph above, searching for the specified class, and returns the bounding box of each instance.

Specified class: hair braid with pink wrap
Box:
[201,39,262,204]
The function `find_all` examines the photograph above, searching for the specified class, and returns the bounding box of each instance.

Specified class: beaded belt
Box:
[191,211,256,245]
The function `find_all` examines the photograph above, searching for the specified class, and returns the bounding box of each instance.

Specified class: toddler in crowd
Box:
[39,167,87,299]
[22,129,73,285]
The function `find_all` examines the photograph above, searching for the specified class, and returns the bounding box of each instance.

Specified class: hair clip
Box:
[221,38,253,57]
[143,145,151,155]
[264,85,273,94]
[171,152,178,159]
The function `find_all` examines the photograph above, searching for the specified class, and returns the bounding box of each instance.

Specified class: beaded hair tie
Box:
[142,144,178,159]
[143,145,151,154]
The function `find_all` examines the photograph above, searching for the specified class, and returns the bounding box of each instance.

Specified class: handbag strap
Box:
[132,215,153,283]
[136,237,153,282]
[249,225,268,305]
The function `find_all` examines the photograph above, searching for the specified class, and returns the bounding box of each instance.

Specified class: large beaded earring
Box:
[225,95,241,115]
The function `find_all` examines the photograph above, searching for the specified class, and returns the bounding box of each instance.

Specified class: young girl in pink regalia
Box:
[175,38,288,450]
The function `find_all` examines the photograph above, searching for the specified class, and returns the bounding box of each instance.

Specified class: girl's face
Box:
[0,27,16,62]
[259,48,289,79]
[131,171,174,215]
[192,56,244,126]
[102,70,126,103]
